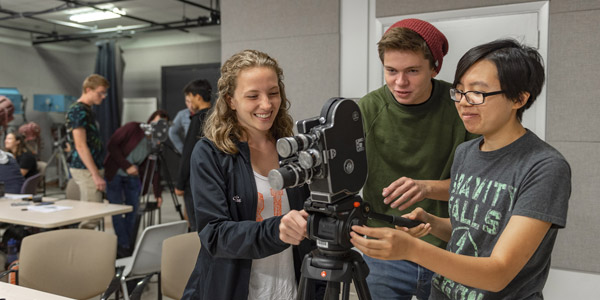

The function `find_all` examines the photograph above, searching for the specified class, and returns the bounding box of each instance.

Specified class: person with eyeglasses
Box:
[357,19,478,299]
[65,74,109,229]
[351,39,571,299]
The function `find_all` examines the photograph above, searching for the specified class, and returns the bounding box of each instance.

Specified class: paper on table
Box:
[26,205,72,213]
[3,193,33,200]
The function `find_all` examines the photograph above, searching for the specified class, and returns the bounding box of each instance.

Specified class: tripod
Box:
[298,248,372,300]
[296,195,423,300]
[137,142,184,230]
[46,125,70,190]
[296,195,372,300]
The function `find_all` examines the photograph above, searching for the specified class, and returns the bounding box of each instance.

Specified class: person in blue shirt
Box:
[168,94,196,154]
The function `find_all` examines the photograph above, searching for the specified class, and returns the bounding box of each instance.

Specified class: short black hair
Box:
[183,79,212,103]
[453,38,545,122]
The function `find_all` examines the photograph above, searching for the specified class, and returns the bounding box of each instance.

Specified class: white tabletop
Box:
[0,281,75,300]
[0,196,132,228]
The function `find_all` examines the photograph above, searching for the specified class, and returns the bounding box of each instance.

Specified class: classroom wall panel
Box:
[551,141,600,272]
[546,9,600,142]
[220,0,340,125]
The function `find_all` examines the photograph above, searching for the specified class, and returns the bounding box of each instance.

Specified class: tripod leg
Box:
[58,150,70,189]
[351,256,372,300]
[297,275,315,300]
[324,281,341,300]
[157,153,184,220]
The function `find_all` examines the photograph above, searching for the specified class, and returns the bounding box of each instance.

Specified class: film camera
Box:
[269,97,368,251]
[140,119,169,144]
[269,98,421,300]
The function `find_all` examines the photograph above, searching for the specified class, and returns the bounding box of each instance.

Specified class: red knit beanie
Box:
[386,18,449,73]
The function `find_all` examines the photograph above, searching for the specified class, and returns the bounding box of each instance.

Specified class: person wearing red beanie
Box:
[357,18,478,299]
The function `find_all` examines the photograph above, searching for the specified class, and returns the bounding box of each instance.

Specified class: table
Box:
[0,281,75,300]
[0,197,132,229]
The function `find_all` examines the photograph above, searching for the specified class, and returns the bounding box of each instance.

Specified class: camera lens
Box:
[276,134,315,158]
[298,148,321,169]
[268,163,312,190]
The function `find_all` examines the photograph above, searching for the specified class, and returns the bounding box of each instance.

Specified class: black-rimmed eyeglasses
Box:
[450,88,504,105]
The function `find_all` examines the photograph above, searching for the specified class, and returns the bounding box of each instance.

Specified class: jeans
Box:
[106,175,141,249]
[363,256,434,300]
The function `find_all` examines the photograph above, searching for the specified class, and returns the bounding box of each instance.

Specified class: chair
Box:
[36,161,47,195]
[65,178,80,200]
[19,173,42,195]
[103,220,188,300]
[161,232,201,299]
[0,229,117,299]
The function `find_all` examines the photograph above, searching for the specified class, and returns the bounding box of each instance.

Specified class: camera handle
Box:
[364,205,425,228]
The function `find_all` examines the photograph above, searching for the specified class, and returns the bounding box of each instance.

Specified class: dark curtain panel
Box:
[94,40,125,148]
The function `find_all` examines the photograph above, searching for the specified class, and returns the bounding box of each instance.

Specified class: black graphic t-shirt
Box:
[65,102,104,169]
[430,130,571,300]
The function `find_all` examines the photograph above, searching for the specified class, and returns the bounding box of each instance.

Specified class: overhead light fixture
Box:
[68,5,126,23]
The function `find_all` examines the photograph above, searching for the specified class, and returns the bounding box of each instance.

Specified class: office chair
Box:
[0,229,116,299]
[103,220,188,300]
[19,173,42,195]
[161,232,201,299]
[65,178,80,200]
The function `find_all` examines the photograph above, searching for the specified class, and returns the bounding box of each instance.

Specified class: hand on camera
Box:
[382,177,428,211]
[397,208,432,238]
[279,210,308,245]
[350,225,414,261]
[175,188,184,196]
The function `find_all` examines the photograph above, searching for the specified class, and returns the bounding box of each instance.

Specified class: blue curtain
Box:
[94,40,125,148]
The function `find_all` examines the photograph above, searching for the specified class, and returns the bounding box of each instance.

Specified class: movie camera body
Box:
[269,98,422,253]
[269,97,370,252]
[140,119,169,145]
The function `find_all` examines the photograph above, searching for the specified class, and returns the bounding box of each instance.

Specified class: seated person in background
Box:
[174,79,212,231]
[168,94,197,154]
[4,132,38,178]
[0,149,25,194]
[103,110,168,257]
[350,39,571,299]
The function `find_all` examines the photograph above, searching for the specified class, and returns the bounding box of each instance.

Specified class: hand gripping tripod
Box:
[297,195,423,300]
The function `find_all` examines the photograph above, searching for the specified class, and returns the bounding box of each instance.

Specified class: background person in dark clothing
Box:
[0,149,25,194]
[4,132,38,178]
[174,79,212,231]
[103,110,168,257]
